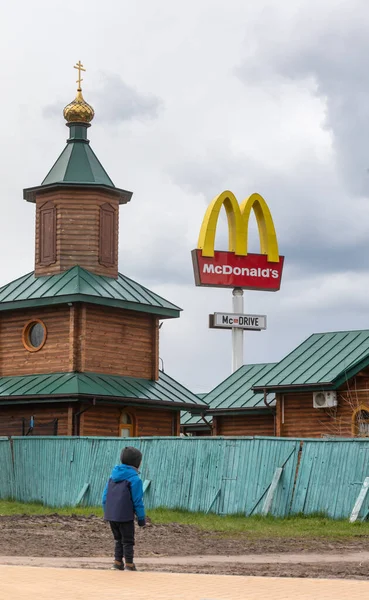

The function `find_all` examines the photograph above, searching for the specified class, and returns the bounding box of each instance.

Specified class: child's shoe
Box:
[125,563,137,571]
[111,560,124,570]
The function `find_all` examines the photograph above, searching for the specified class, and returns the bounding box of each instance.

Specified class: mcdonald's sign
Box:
[191,191,284,291]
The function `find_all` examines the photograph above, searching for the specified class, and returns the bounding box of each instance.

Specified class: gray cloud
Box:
[236,3,369,196]
[43,73,163,125]
[93,73,163,124]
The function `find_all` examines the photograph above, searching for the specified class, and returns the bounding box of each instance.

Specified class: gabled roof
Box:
[0,371,206,411]
[0,266,181,318]
[253,330,369,392]
[205,363,276,413]
[181,364,275,428]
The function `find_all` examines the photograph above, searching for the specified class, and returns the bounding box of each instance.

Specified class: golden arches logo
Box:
[197,191,279,262]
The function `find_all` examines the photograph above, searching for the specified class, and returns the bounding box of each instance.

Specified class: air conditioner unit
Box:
[313,391,337,409]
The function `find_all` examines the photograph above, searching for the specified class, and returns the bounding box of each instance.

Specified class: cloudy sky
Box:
[0,0,369,393]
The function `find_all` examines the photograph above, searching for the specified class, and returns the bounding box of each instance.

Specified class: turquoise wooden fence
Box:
[291,439,369,519]
[2,436,369,518]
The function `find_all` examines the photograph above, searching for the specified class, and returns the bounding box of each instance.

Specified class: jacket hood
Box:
[111,464,138,482]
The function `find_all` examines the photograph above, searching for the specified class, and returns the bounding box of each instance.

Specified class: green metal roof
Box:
[204,363,276,413]
[0,371,206,410]
[42,134,114,187]
[181,364,275,428]
[181,394,209,428]
[23,124,132,204]
[253,330,369,392]
[0,266,181,318]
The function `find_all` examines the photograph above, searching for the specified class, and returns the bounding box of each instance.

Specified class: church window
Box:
[119,411,134,437]
[22,319,47,352]
[354,409,369,437]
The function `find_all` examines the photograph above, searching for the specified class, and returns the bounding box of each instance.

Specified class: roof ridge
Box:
[0,268,181,318]
[310,328,369,336]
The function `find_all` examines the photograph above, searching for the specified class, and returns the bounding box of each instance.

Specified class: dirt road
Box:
[1,514,369,579]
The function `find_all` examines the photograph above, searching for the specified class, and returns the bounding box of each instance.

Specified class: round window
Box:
[22,320,47,352]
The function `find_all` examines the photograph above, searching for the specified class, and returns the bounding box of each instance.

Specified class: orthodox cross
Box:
[74,60,86,90]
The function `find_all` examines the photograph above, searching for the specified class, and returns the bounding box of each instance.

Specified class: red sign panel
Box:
[192,249,284,291]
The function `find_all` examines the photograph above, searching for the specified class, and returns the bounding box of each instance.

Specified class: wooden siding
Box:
[0,301,159,384]
[214,413,275,436]
[0,404,69,436]
[136,408,175,437]
[82,304,156,379]
[80,405,121,436]
[0,306,70,376]
[80,404,177,437]
[276,375,369,438]
[35,189,119,278]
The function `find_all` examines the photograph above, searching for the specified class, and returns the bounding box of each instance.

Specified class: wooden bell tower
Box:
[23,61,132,279]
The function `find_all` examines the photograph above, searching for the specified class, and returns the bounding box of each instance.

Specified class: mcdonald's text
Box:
[192,249,284,290]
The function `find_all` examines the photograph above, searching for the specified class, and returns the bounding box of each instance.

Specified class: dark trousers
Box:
[109,520,135,564]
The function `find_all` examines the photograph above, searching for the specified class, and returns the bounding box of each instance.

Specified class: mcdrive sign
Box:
[210,313,267,330]
[192,191,284,290]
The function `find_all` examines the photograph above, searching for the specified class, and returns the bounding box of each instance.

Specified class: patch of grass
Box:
[148,508,369,539]
[1,501,369,539]
[0,500,103,518]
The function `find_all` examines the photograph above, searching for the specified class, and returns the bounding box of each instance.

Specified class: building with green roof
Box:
[0,64,206,438]
[250,329,369,438]
[181,364,276,436]
[182,330,369,439]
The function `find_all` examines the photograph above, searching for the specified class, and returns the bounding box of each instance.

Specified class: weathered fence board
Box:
[0,437,14,499]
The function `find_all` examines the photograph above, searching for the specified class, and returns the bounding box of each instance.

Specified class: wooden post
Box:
[152,317,159,381]
[349,477,369,523]
[276,393,282,437]
[67,406,74,436]
[80,304,87,372]
[206,488,221,514]
[261,467,283,515]
[143,480,151,493]
[68,305,77,372]
[75,482,90,506]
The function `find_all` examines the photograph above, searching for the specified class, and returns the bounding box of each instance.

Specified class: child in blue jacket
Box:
[102,446,146,571]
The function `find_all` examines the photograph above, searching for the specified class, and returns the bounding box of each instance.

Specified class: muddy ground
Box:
[1,514,369,579]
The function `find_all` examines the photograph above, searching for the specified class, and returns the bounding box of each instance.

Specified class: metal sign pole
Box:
[231,288,244,372]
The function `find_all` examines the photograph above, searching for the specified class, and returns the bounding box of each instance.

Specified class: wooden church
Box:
[0,62,206,437]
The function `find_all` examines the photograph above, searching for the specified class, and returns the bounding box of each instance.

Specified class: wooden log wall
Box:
[35,189,119,278]
[275,376,369,438]
[80,404,178,437]
[0,403,180,438]
[0,404,70,436]
[213,413,275,436]
[0,306,70,376]
[82,304,158,379]
[0,304,159,380]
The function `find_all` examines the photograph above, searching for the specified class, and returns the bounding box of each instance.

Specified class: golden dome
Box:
[63,89,95,124]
